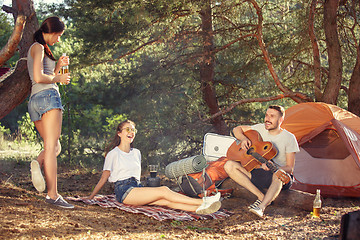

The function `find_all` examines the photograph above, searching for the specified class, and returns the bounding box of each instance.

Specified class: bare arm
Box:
[30,44,70,84]
[232,125,252,149]
[88,170,111,199]
[280,152,295,174]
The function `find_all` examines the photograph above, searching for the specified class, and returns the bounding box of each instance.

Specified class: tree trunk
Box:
[199,0,228,134]
[308,0,322,101]
[348,44,360,116]
[0,60,31,119]
[11,0,38,58]
[322,0,342,104]
[0,0,38,120]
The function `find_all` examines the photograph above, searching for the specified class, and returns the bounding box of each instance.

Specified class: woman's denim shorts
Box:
[28,89,63,122]
[114,177,143,203]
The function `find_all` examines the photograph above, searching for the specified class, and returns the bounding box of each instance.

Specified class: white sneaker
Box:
[249,206,264,218]
[30,160,46,192]
[204,192,221,202]
[196,193,222,215]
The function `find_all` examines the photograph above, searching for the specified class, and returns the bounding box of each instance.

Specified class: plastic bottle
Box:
[313,189,322,217]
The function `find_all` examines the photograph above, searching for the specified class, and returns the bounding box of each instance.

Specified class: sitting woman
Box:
[87,120,221,215]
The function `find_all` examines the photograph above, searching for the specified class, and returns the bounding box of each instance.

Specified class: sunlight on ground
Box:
[0,138,41,160]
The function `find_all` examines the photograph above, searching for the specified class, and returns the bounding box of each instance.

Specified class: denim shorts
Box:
[251,168,293,192]
[114,177,143,203]
[28,89,63,122]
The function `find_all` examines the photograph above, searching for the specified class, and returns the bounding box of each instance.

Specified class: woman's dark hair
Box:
[33,16,65,61]
[105,120,136,156]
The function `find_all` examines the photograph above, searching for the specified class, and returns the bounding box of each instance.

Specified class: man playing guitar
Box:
[224,105,299,218]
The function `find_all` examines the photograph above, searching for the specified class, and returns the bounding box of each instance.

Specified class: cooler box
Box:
[203,133,236,161]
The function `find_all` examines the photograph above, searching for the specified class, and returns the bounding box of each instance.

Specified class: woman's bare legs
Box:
[123,186,204,212]
[36,140,61,167]
[34,109,62,200]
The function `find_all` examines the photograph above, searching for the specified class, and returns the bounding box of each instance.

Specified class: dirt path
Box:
[1,159,359,239]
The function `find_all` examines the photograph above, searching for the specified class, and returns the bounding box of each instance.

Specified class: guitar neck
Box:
[246,146,290,184]
[248,150,279,173]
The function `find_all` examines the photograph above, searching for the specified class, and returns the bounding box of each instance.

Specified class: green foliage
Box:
[104,114,128,133]
[0,11,19,67]
[0,12,12,46]
[0,122,10,136]
[2,0,359,170]
[11,0,305,168]
[0,122,10,150]
[17,113,39,143]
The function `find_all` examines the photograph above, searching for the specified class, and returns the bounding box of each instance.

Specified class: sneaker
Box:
[196,194,221,215]
[205,192,221,202]
[45,195,74,209]
[248,199,262,209]
[30,160,46,192]
[249,205,264,218]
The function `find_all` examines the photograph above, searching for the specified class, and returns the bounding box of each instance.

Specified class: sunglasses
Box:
[121,127,138,134]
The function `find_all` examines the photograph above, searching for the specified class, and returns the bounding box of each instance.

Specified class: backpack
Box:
[177,157,233,198]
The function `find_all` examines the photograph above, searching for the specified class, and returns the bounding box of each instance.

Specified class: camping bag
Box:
[178,157,233,198]
[165,155,208,179]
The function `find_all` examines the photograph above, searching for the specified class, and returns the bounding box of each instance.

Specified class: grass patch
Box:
[0,136,41,160]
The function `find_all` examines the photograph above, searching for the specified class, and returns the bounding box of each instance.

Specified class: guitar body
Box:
[226,130,277,172]
[226,129,291,184]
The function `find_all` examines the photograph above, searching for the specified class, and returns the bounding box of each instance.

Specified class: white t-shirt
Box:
[103,147,142,183]
[251,123,299,167]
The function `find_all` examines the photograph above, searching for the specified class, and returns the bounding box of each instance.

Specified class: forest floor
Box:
[0,148,359,240]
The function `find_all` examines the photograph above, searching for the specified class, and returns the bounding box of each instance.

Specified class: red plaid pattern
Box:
[66,195,231,221]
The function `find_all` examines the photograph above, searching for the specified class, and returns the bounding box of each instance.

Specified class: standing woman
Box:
[28,16,73,208]
[88,120,221,214]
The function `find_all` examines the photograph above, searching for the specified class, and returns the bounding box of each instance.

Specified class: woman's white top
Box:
[103,147,142,182]
[27,42,59,97]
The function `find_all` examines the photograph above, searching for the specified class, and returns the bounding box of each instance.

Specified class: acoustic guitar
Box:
[226,130,291,184]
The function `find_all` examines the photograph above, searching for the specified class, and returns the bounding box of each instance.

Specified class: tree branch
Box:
[0,14,26,67]
[203,93,295,122]
[81,11,184,67]
[1,5,16,15]
[249,0,312,103]
[87,38,159,66]
[213,33,255,54]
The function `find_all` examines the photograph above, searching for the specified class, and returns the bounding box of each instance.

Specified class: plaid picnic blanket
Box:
[66,195,232,221]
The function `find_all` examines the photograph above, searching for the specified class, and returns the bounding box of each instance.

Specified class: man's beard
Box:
[265,121,279,131]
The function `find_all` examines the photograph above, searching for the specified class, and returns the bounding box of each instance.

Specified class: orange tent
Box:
[282,102,360,197]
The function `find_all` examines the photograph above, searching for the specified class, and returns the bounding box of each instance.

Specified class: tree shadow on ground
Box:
[1,158,359,239]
